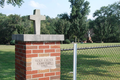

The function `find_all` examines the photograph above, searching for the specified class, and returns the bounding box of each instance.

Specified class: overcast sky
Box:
[0,0,119,19]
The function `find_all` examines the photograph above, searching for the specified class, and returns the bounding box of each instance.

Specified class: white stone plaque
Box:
[32,57,56,70]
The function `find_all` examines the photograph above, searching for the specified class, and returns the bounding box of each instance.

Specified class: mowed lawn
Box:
[0,43,120,80]
[0,45,15,80]
[61,43,120,80]
[61,43,120,49]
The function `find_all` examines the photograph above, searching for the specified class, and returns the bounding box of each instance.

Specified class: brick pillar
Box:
[15,41,61,80]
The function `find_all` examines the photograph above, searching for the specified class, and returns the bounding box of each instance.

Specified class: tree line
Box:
[0,0,120,44]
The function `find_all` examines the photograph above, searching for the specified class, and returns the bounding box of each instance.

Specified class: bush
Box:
[64,39,71,44]
[10,40,15,45]
[82,38,87,41]
[70,39,74,42]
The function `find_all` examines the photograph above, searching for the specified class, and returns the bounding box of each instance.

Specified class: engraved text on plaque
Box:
[32,57,56,70]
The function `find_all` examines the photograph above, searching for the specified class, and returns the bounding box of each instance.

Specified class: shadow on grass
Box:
[0,51,15,80]
[61,51,120,80]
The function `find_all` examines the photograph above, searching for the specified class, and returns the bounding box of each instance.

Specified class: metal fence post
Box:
[73,43,77,80]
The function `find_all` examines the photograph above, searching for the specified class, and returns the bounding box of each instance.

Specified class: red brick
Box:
[56,61,60,64]
[29,79,37,80]
[18,49,22,53]
[20,61,24,65]
[45,49,55,53]
[56,41,60,44]
[15,62,21,68]
[50,68,60,72]
[45,42,55,45]
[45,72,55,77]
[15,62,26,69]
[25,46,37,49]
[15,66,20,70]
[39,54,49,57]
[33,50,43,53]
[15,48,19,52]
[19,45,23,49]
[24,42,31,45]
[50,76,60,80]
[16,73,20,78]
[15,44,20,48]
[32,74,43,78]
[51,45,60,48]
[26,70,37,74]
[22,58,26,62]
[26,75,31,79]
[20,69,25,74]
[51,53,60,56]
[15,51,18,55]
[39,45,49,49]
[56,49,60,52]
[16,59,20,63]
[22,50,31,54]
[39,69,49,73]
[20,53,24,57]
[26,58,31,62]
[26,67,31,71]
[15,54,18,59]
[39,77,49,80]
[18,56,22,60]
[26,63,31,67]
[56,72,60,75]
[56,57,60,60]
[26,54,38,58]
[15,77,19,80]
[32,42,43,45]
[15,52,20,56]
[18,42,23,44]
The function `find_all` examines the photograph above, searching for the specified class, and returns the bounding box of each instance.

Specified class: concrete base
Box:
[12,34,64,41]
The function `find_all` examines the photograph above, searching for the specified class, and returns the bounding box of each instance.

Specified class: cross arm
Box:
[29,15,36,20]
[40,15,46,20]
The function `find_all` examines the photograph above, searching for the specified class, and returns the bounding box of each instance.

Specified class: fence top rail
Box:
[61,45,120,51]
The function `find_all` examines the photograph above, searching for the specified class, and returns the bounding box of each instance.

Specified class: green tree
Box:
[41,16,56,34]
[21,16,31,34]
[57,0,90,42]
[2,14,22,44]
[69,0,90,41]
[0,0,24,7]
[42,16,56,34]
[0,14,31,44]
[0,13,7,44]
[54,18,71,40]
[93,1,120,42]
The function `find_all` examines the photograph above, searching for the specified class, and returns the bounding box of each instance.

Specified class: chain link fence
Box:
[61,45,120,80]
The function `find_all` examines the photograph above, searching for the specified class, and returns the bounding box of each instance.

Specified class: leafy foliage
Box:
[0,1,120,44]
[57,0,90,42]
[0,14,31,44]
[91,1,120,42]
[0,0,24,7]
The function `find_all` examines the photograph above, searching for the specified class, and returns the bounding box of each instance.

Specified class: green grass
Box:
[0,45,15,80]
[0,43,120,80]
[61,43,120,49]
[61,44,120,80]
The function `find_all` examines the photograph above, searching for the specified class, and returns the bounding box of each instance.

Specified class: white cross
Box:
[30,9,46,34]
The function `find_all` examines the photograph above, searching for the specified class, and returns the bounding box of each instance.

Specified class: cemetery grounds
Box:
[0,43,120,80]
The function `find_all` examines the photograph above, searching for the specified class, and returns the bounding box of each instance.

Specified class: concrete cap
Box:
[12,34,64,41]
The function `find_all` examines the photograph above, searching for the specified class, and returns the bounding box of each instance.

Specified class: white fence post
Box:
[73,43,77,80]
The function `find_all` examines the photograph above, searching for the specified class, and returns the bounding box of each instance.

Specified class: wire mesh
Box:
[61,45,120,80]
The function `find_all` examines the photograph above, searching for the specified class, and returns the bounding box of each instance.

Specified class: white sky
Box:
[0,0,119,19]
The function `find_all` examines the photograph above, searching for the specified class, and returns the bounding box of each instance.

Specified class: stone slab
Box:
[32,57,56,70]
[12,34,64,41]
